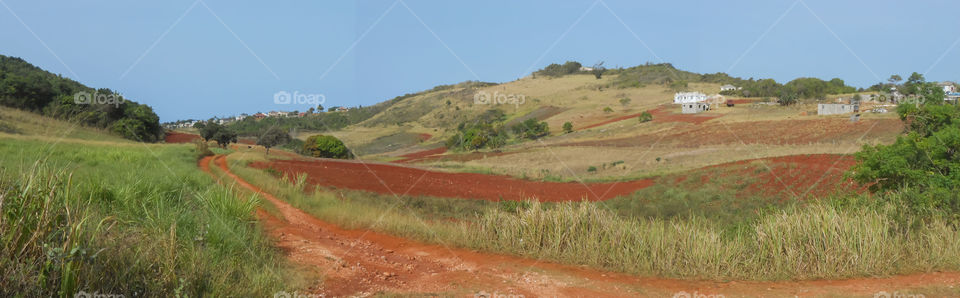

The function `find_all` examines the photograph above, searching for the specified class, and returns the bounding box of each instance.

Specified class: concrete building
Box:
[818,103,858,115]
[681,102,710,114]
[674,92,706,104]
[939,82,956,94]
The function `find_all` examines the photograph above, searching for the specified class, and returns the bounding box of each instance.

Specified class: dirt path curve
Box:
[199,155,960,297]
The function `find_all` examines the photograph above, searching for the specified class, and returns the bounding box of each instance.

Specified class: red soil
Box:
[393,147,447,163]
[202,154,960,296]
[250,158,653,201]
[164,131,201,143]
[417,133,432,141]
[697,154,861,198]
[578,106,722,131]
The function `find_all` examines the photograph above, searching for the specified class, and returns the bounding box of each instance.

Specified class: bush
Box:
[603,107,614,113]
[303,135,352,159]
[194,139,214,159]
[638,111,653,122]
[534,61,582,77]
[511,118,549,140]
[587,166,597,172]
[618,97,631,106]
[562,122,573,133]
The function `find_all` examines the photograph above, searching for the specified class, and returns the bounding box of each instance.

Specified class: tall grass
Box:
[474,201,960,280]
[0,139,295,296]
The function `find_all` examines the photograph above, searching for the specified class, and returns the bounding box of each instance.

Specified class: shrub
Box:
[619,97,632,106]
[194,138,214,159]
[303,135,352,159]
[534,61,582,77]
[638,111,653,122]
[587,166,597,172]
[603,107,614,113]
[562,122,573,133]
[511,118,549,140]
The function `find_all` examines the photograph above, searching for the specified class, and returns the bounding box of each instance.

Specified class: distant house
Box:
[818,103,858,115]
[335,107,350,112]
[681,102,710,114]
[720,84,739,92]
[298,112,307,117]
[939,82,956,94]
[253,113,266,119]
[674,92,706,104]
[579,66,594,72]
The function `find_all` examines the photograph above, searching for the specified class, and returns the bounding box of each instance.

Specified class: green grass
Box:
[0,138,297,296]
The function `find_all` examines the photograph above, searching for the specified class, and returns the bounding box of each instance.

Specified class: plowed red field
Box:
[164,131,201,143]
[250,159,653,201]
[697,154,861,198]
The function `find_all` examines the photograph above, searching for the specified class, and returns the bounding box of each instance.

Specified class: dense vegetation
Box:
[533,61,584,77]
[303,135,352,159]
[852,75,960,216]
[0,55,163,142]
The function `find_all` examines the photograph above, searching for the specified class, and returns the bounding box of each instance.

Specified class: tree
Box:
[317,104,324,112]
[562,122,573,133]
[256,127,291,155]
[591,62,606,79]
[888,74,903,85]
[903,72,925,95]
[303,135,352,159]
[200,122,237,148]
[307,107,315,114]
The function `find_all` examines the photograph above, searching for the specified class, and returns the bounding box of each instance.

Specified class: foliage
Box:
[200,122,237,148]
[618,97,631,106]
[602,106,613,113]
[562,122,573,133]
[511,118,549,140]
[194,138,214,159]
[446,109,509,151]
[256,127,292,155]
[850,79,960,214]
[638,111,653,122]
[0,55,162,142]
[303,135,352,159]
[534,61,582,77]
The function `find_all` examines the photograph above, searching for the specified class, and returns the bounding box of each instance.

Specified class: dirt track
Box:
[200,154,960,297]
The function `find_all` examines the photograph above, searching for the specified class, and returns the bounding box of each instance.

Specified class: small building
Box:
[253,113,266,119]
[720,84,739,92]
[579,66,594,72]
[818,103,858,115]
[681,102,710,114]
[939,82,956,94]
[947,92,960,101]
[674,92,706,104]
[335,107,350,112]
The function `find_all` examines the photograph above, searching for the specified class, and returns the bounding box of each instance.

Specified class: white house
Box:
[720,84,739,92]
[674,92,706,104]
[939,82,957,94]
[681,102,710,114]
[579,66,594,72]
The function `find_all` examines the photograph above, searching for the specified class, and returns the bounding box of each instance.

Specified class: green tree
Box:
[200,122,237,148]
[256,127,291,155]
[562,122,573,133]
[888,74,903,85]
[511,118,549,139]
[303,135,352,159]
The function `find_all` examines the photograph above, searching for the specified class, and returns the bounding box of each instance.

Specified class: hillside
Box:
[308,63,899,181]
[0,55,163,142]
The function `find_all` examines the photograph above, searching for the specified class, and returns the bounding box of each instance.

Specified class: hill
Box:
[0,55,163,142]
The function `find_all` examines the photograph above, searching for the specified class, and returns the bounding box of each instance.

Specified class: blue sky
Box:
[2,0,959,122]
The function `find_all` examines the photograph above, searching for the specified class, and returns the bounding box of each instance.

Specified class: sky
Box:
[2,0,959,122]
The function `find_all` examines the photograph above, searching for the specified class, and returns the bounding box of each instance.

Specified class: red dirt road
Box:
[251,158,653,201]
[201,154,960,297]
